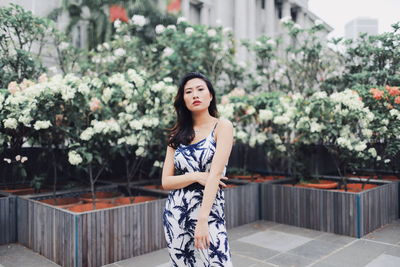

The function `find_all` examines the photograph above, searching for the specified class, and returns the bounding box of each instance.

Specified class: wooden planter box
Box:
[17,185,167,267]
[0,193,17,245]
[261,177,399,237]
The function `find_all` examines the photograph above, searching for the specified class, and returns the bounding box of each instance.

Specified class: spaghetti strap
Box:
[211,120,219,137]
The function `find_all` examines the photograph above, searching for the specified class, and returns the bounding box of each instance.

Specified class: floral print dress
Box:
[163,122,233,267]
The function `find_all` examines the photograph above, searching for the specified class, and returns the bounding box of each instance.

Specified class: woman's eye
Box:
[198,88,204,91]
[185,91,191,94]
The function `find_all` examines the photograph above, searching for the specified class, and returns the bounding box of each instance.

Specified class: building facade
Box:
[175,0,332,59]
[345,17,378,40]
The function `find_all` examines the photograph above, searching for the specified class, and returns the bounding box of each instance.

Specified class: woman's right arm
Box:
[161,145,199,190]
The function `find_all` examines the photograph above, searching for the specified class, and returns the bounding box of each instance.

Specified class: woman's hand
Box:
[194,219,209,249]
[195,172,228,187]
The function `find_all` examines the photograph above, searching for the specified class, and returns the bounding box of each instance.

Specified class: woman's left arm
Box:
[194,119,233,249]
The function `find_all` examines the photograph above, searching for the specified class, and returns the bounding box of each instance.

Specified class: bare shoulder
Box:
[215,118,233,140]
[217,118,233,129]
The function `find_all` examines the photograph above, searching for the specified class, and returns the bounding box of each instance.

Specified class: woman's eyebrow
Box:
[184,85,204,90]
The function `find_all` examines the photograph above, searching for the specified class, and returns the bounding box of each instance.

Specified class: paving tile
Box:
[364,254,400,267]
[238,230,312,252]
[265,252,314,267]
[230,240,280,261]
[363,223,400,245]
[231,254,262,266]
[316,239,394,267]
[0,244,59,267]
[112,248,169,267]
[228,221,279,241]
[272,224,325,239]
[288,239,343,260]
[315,232,356,246]
[384,245,400,257]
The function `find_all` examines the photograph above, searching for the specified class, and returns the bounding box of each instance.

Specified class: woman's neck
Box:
[192,111,215,127]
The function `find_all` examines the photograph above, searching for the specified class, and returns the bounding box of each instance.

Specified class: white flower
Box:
[114,48,126,57]
[102,87,113,103]
[21,156,28,163]
[34,120,51,130]
[337,137,352,150]
[362,129,373,138]
[256,133,267,144]
[246,106,256,115]
[280,16,292,24]
[135,147,145,157]
[68,151,83,165]
[235,130,247,141]
[59,42,69,51]
[153,160,163,168]
[273,115,290,125]
[259,109,273,122]
[15,155,21,161]
[131,15,146,27]
[177,17,186,24]
[312,91,327,99]
[293,23,302,30]
[314,19,323,26]
[354,142,367,152]
[80,127,95,141]
[277,145,286,152]
[127,69,144,87]
[155,24,165,34]
[384,159,391,164]
[3,158,11,164]
[377,156,382,161]
[103,43,110,50]
[129,120,143,130]
[78,83,90,95]
[368,148,377,158]
[310,121,325,133]
[114,19,121,28]
[223,27,232,34]
[185,27,194,36]
[163,77,173,83]
[167,25,176,30]
[266,39,275,46]
[207,29,217,37]
[3,118,18,129]
[162,47,175,57]
[381,119,389,126]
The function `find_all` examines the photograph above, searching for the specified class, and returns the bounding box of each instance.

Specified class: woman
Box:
[162,72,234,267]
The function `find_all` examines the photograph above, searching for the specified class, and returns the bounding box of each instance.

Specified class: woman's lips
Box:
[193,101,202,105]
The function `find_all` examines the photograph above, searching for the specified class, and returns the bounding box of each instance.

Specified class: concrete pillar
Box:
[297,8,305,28]
[200,4,209,26]
[265,0,275,37]
[234,0,247,60]
[182,0,190,19]
[282,0,291,47]
[282,0,291,19]
[248,0,256,41]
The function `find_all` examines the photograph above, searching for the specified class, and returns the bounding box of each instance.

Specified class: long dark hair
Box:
[168,72,219,149]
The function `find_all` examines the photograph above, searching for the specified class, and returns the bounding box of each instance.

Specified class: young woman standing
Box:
[162,72,234,266]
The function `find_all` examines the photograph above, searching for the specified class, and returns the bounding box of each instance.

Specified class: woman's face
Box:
[183,78,213,113]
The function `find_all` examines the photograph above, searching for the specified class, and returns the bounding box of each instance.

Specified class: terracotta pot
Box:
[380,175,400,181]
[39,197,81,208]
[342,183,378,192]
[79,191,122,203]
[224,184,238,188]
[113,196,157,205]
[300,180,338,189]
[229,174,260,180]
[3,187,36,195]
[67,202,119,213]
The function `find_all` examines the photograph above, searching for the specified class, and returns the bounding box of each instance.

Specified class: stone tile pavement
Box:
[1,220,399,267]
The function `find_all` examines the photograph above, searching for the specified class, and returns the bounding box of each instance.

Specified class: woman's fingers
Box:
[219,181,227,187]
[221,176,228,180]
[195,236,210,249]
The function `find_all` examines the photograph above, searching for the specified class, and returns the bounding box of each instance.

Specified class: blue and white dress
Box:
[163,122,232,267]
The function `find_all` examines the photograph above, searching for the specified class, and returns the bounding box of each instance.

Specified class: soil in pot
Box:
[2,187,36,195]
[113,196,157,205]
[79,191,123,203]
[39,197,81,208]
[340,183,378,192]
[379,175,400,181]
[299,180,339,189]
[67,202,119,212]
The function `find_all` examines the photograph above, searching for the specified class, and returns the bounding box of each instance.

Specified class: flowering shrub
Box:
[245,17,343,95]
